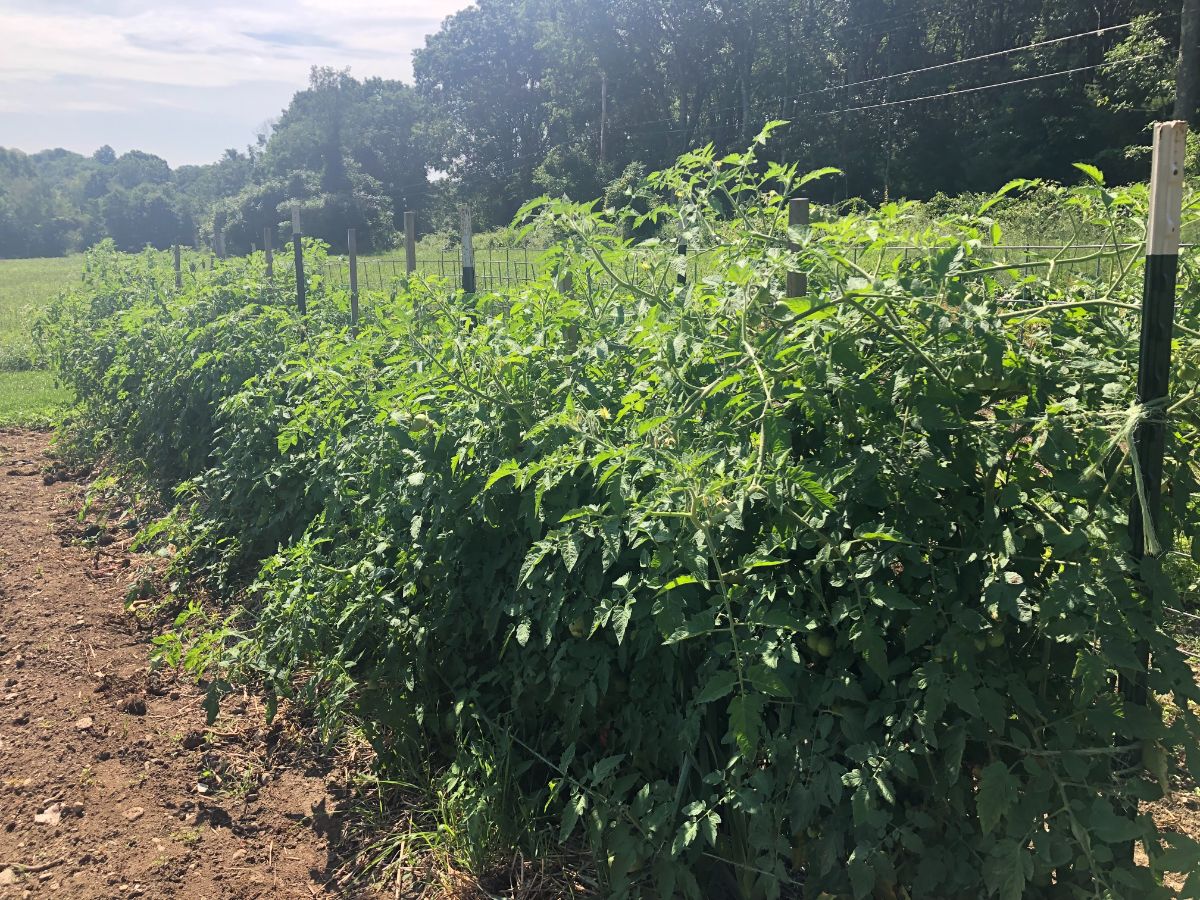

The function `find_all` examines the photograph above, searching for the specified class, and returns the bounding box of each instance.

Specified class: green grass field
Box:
[0,371,70,426]
[0,256,83,368]
[0,256,81,424]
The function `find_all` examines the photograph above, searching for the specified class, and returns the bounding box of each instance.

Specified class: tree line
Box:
[0,0,1191,259]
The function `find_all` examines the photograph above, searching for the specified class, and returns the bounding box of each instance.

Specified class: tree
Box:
[345,78,429,226]
[0,0,1186,257]
[414,0,552,226]
[112,151,171,189]
[100,184,188,251]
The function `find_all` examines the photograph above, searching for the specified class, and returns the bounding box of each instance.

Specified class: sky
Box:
[0,0,470,167]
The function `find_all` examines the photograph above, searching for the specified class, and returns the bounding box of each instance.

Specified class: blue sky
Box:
[0,0,470,166]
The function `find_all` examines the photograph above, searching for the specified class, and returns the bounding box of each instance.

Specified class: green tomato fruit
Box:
[816,636,835,658]
[806,633,821,652]
[986,630,1006,648]
[974,637,987,652]
[1142,741,1170,793]
[568,617,587,638]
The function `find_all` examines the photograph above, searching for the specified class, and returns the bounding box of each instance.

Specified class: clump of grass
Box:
[334,728,596,898]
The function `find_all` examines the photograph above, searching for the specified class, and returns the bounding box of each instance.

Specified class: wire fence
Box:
[839,243,1153,293]
[318,248,545,293]
[305,241,1198,298]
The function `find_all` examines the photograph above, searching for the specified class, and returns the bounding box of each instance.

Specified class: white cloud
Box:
[0,0,470,163]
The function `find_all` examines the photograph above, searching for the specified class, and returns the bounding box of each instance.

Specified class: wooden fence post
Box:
[1129,120,1187,608]
[404,211,417,275]
[216,231,226,261]
[787,197,810,297]
[292,207,306,315]
[460,206,476,294]
[348,227,359,335]
[263,226,273,279]
[1120,120,1187,843]
[173,244,182,290]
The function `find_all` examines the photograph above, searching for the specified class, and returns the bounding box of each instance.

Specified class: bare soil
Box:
[0,430,356,899]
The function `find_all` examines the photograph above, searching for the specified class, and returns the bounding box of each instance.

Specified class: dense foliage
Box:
[40,138,1200,897]
[3,0,1192,256]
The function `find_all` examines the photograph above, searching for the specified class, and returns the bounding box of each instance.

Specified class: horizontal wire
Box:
[622,54,1151,138]
[620,18,1139,133]
[392,31,1151,190]
[818,54,1156,116]
[789,19,1140,104]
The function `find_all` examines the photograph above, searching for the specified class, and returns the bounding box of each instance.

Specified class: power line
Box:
[788,19,1141,105]
[620,19,1138,134]
[388,48,1154,197]
[620,52,1152,142]
[819,54,1156,116]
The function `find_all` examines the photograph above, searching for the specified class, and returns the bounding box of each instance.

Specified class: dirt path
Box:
[0,430,352,899]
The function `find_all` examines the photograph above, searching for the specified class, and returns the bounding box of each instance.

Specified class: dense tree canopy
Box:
[0,0,1190,257]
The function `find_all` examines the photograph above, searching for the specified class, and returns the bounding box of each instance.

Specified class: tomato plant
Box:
[40,133,1200,898]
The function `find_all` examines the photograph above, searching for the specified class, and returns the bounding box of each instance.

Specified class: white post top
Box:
[292,206,301,235]
[1147,120,1188,257]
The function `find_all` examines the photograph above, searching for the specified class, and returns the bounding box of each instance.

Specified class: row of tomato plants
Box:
[37,137,1200,897]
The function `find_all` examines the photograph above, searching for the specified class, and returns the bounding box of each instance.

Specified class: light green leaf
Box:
[559,792,586,842]
[636,415,670,436]
[611,601,632,645]
[977,178,1033,214]
[797,166,842,187]
[661,574,702,592]
[1073,162,1105,185]
[854,529,904,543]
[484,459,521,490]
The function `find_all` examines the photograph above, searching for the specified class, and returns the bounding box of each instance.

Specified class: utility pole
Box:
[1178,0,1200,125]
[600,71,608,165]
